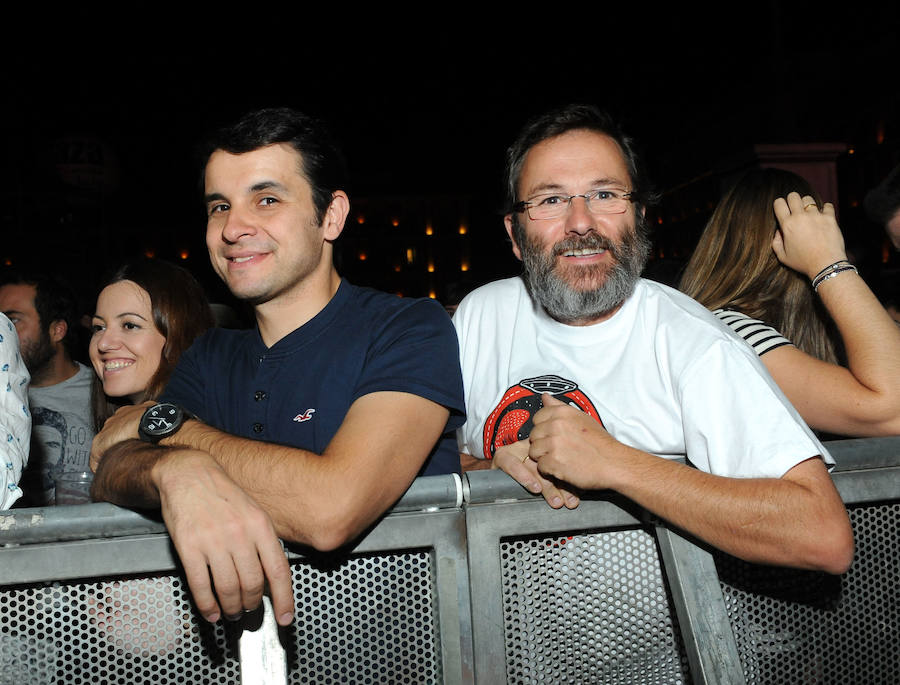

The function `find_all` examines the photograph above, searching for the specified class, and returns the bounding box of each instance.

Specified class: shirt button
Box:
[254,390,267,401]
[252,423,264,433]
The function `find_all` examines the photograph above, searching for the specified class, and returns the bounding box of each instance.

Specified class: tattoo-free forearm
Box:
[90,438,168,508]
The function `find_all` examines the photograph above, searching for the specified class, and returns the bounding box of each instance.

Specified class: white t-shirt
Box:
[453,277,830,479]
[0,314,31,509]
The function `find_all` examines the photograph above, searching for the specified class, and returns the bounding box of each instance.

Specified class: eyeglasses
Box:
[513,188,635,221]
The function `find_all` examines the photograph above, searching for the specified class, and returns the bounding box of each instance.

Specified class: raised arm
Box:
[766,192,900,436]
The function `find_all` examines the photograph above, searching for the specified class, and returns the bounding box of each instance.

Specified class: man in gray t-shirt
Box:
[0,274,95,506]
[27,362,94,502]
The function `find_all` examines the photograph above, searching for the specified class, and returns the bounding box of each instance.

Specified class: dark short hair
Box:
[864,163,900,225]
[504,103,657,214]
[199,107,349,224]
[0,271,79,354]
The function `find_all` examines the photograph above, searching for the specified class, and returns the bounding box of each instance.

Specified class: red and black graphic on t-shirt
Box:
[482,374,603,458]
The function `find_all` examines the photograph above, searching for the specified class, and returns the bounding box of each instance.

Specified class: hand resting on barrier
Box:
[91,389,452,626]
[491,393,614,505]
[153,448,294,626]
[92,438,294,627]
[523,393,629,492]
[493,394,854,574]
[492,431,580,510]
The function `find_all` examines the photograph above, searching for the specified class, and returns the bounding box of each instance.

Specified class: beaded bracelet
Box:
[812,261,858,292]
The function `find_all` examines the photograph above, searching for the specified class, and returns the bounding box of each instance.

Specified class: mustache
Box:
[551,233,620,259]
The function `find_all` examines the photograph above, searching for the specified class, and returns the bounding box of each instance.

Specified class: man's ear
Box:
[322,191,350,241]
[504,214,523,262]
[48,319,68,345]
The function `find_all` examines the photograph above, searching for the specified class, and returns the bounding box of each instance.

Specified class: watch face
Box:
[141,403,182,438]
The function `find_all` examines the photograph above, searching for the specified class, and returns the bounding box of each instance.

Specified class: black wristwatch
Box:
[138,402,194,443]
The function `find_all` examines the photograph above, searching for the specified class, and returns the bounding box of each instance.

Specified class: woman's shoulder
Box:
[713,309,793,356]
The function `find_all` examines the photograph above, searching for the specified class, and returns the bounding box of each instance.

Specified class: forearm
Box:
[91,439,168,508]
[776,271,900,435]
[772,196,900,432]
[159,421,330,542]
[158,392,449,550]
[817,271,900,398]
[604,446,853,573]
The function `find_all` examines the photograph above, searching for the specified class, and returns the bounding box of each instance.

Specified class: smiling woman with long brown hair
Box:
[680,167,900,437]
[90,258,214,431]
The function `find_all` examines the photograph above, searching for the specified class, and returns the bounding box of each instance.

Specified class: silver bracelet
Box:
[813,264,858,292]
[812,259,853,282]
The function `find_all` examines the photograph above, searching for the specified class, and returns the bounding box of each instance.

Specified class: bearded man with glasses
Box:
[453,103,853,574]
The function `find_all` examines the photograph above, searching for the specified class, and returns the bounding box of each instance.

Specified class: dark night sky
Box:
[6,6,897,188]
[2,5,898,300]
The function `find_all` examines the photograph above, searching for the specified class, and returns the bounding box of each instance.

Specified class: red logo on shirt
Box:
[483,375,602,458]
[293,409,316,423]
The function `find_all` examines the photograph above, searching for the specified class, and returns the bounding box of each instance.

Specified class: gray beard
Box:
[515,220,650,325]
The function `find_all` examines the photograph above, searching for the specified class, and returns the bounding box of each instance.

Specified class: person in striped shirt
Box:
[680,168,900,437]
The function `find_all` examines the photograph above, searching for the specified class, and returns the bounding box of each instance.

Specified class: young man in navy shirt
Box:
[90,108,465,628]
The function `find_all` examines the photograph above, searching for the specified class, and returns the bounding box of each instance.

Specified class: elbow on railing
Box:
[786,508,855,576]
[814,518,856,576]
[278,508,373,553]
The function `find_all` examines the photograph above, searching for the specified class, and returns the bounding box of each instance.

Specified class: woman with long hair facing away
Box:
[90,258,214,431]
[680,167,900,437]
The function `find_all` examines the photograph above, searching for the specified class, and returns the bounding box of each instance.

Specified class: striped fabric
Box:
[714,309,793,356]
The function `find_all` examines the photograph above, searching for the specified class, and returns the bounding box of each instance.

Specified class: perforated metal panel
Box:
[716,502,900,684]
[286,549,441,684]
[0,574,239,684]
[499,528,691,684]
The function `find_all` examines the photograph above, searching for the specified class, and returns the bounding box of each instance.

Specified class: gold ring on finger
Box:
[803,203,818,210]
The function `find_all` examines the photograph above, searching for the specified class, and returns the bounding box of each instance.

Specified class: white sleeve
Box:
[0,315,31,509]
[679,339,829,478]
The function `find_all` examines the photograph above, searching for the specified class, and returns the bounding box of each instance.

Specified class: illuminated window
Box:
[144,249,156,258]
[458,225,467,235]
[461,261,469,272]
[406,248,415,264]
[427,262,435,273]
[392,218,400,227]
[428,290,436,299]
[179,250,189,260]
[425,225,434,236]
[357,214,365,224]
[359,252,367,261]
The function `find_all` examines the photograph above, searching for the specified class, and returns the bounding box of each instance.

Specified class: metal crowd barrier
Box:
[0,439,897,684]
